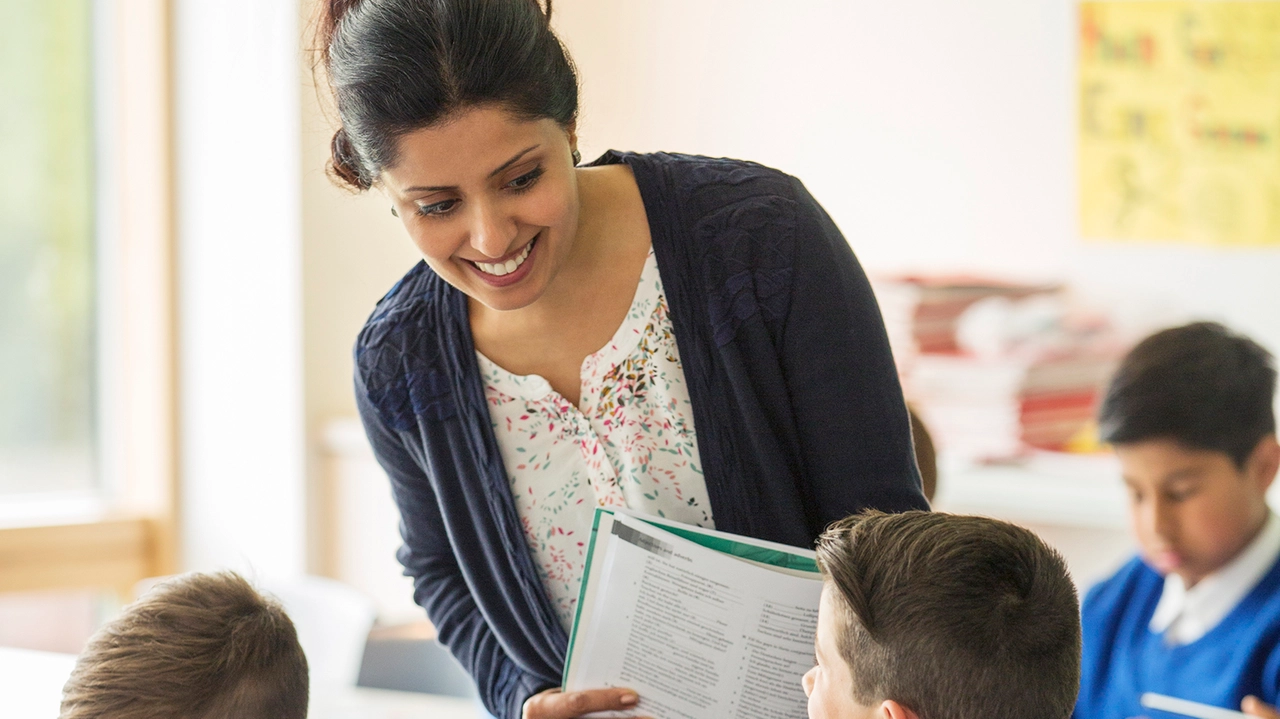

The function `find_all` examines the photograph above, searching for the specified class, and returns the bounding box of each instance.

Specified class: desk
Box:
[933,451,1128,529]
[2,647,74,719]
[0,647,482,719]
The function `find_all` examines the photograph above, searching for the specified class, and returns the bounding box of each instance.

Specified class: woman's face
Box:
[380,105,579,312]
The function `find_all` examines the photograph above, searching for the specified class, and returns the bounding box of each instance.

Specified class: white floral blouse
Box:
[477,250,714,631]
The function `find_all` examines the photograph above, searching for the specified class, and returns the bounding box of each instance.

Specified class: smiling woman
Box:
[315,2,928,718]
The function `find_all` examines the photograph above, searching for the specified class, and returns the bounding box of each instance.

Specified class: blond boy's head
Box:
[1100,322,1278,586]
[805,511,1080,719]
[60,571,309,719]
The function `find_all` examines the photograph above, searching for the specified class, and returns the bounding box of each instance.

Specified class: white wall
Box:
[552,0,1280,350]
[175,0,307,579]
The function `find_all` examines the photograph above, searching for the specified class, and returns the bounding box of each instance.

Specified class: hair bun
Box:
[318,0,365,65]
[328,127,370,191]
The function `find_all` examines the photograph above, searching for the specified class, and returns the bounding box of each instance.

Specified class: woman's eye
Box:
[416,199,458,217]
[507,166,544,191]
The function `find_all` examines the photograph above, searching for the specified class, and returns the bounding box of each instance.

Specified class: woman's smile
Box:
[466,232,540,286]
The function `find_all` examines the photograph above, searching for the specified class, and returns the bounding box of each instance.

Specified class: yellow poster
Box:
[1079,2,1280,246]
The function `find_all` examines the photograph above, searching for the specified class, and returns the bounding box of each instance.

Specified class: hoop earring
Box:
[572,149,581,166]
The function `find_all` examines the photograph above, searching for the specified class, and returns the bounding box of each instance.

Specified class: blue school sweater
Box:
[354,151,928,719]
[1075,554,1280,719]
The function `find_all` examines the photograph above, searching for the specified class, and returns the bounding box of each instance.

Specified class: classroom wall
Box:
[174,0,308,578]
[551,0,1280,348]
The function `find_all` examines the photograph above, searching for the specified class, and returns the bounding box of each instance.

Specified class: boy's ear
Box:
[1248,435,1280,493]
[879,699,920,719]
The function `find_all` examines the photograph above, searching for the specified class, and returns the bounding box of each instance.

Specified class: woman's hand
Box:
[522,687,645,719]
[1243,696,1280,718]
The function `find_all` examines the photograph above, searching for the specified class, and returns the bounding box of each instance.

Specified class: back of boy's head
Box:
[1099,321,1276,467]
[815,510,1081,719]
[60,570,309,719]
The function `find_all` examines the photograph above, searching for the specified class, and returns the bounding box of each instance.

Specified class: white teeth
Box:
[474,240,533,277]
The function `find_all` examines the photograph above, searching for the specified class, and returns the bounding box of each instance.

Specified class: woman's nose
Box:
[468,201,517,259]
[801,665,816,697]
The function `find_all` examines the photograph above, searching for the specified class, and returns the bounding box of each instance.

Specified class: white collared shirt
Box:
[1149,510,1280,645]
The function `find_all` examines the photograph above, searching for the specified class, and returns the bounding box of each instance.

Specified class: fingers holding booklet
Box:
[562,509,824,719]
[521,687,650,719]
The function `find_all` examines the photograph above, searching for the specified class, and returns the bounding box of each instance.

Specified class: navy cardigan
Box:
[354,151,927,718]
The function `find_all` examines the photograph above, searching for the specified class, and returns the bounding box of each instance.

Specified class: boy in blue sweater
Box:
[1076,322,1280,719]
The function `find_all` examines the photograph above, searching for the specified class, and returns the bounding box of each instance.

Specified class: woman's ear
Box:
[879,699,920,719]
[565,121,578,154]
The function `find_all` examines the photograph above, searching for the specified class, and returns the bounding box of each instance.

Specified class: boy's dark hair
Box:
[60,571,309,719]
[815,510,1081,719]
[1099,321,1276,468]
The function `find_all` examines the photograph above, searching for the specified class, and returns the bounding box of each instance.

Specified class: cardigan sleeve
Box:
[355,370,554,718]
[780,177,928,528]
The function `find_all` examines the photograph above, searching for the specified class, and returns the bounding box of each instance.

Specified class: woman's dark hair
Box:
[316,0,578,191]
[1099,321,1277,468]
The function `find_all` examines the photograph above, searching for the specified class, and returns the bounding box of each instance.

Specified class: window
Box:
[0,0,175,602]
[0,0,97,497]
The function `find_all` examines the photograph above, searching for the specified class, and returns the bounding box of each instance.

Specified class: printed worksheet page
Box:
[566,514,822,719]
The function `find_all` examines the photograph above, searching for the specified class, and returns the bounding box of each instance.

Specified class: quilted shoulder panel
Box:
[355,262,459,431]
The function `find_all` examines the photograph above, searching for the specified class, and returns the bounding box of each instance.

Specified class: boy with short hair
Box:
[804,510,1081,719]
[1076,321,1280,718]
[59,570,309,719]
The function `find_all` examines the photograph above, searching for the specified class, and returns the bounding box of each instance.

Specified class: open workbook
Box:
[562,508,824,719]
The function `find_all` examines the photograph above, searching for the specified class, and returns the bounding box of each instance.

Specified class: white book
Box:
[1139,693,1249,719]
[562,508,824,719]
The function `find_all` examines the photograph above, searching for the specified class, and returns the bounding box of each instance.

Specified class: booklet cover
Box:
[562,508,824,719]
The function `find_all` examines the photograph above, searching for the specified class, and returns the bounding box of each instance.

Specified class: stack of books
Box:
[871,276,1119,461]
[904,355,1027,460]
[1018,354,1117,452]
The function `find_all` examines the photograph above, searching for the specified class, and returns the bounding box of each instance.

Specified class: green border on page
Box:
[648,523,820,574]
[561,506,615,688]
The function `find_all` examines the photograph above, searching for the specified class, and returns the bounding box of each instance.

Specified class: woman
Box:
[318,1,927,717]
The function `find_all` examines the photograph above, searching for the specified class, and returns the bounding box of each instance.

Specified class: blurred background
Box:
[3,0,1280,702]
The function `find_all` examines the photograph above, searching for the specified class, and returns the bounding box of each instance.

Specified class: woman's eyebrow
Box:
[402,144,542,194]
[488,144,541,178]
